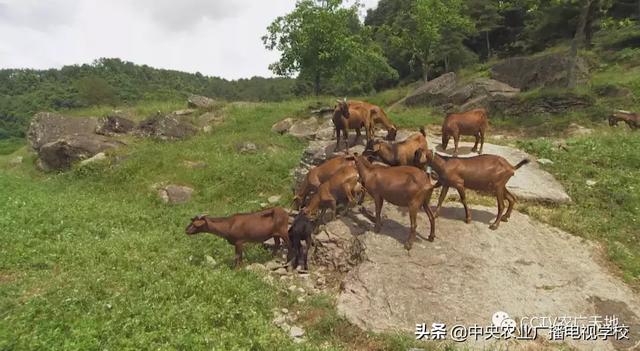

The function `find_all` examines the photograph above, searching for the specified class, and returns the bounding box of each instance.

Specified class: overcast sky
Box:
[0,0,379,80]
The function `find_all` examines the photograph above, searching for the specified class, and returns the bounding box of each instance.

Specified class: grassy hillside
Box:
[0,99,439,350]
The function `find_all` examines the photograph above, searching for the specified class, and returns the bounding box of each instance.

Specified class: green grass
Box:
[0,138,24,155]
[0,99,440,350]
[517,129,640,284]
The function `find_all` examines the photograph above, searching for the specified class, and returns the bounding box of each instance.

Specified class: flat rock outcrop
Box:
[336,203,640,351]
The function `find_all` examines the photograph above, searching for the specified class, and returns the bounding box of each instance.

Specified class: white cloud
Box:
[0,0,380,79]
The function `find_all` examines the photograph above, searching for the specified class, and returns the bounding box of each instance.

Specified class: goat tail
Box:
[514,159,530,170]
[419,127,426,137]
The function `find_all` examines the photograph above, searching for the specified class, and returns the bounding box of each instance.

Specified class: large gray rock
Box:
[490,52,589,91]
[288,117,322,140]
[271,118,295,134]
[488,92,594,116]
[187,95,216,109]
[135,113,197,140]
[449,78,520,106]
[400,72,457,107]
[95,114,135,136]
[429,136,571,204]
[37,135,123,171]
[337,203,640,351]
[27,112,98,151]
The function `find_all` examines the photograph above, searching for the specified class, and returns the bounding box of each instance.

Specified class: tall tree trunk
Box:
[444,56,449,73]
[314,70,321,96]
[567,0,592,89]
[485,31,492,59]
[585,0,597,49]
[422,56,429,82]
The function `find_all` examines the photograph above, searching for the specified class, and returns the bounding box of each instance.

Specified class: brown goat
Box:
[349,100,398,140]
[303,165,363,221]
[365,127,429,168]
[185,207,290,267]
[609,110,639,130]
[332,99,374,152]
[425,151,529,230]
[354,154,436,250]
[293,155,356,209]
[441,108,489,156]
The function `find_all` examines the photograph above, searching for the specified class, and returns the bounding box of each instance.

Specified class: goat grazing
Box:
[608,110,639,130]
[424,151,529,230]
[185,207,290,267]
[441,108,489,156]
[302,165,363,221]
[293,155,356,209]
[365,127,429,168]
[349,100,398,140]
[287,212,315,271]
[332,99,374,152]
[354,154,436,250]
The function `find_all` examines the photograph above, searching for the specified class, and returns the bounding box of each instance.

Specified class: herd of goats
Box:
[185,100,639,270]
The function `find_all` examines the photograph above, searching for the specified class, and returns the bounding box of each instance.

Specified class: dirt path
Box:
[331,202,640,350]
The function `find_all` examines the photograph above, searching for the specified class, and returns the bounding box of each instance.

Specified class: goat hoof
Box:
[404,242,413,251]
[465,218,472,224]
[427,235,435,242]
[501,217,510,222]
[489,224,499,230]
[374,225,381,233]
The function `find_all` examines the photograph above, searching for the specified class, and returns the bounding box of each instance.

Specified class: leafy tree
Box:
[411,0,474,81]
[263,0,397,95]
[467,0,504,59]
[77,76,118,106]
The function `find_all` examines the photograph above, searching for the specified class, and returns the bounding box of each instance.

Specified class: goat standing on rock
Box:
[293,155,356,210]
[332,99,375,152]
[185,208,290,267]
[302,165,364,222]
[354,154,436,250]
[423,150,529,230]
[441,108,489,156]
[287,211,315,272]
[349,100,398,141]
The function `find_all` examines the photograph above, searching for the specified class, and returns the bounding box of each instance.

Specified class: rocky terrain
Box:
[263,97,639,349]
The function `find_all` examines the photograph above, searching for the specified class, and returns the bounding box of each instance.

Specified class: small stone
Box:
[9,156,23,165]
[281,308,289,314]
[105,303,112,309]
[288,285,297,292]
[268,195,282,204]
[297,287,305,294]
[246,263,266,272]
[289,326,305,338]
[260,202,269,208]
[297,296,305,303]
[205,255,216,266]
[265,261,281,270]
[202,125,213,133]
[183,160,207,169]
[80,152,107,166]
[237,142,258,154]
[274,267,288,275]
[537,158,554,165]
[273,315,286,326]
[586,180,597,186]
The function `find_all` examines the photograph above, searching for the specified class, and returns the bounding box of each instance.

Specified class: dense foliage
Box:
[0,58,295,139]
[263,0,397,95]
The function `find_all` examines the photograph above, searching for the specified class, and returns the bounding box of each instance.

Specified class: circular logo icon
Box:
[492,311,510,327]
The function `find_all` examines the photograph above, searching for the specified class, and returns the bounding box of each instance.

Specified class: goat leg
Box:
[456,186,471,224]
[453,134,460,157]
[479,129,485,154]
[406,206,418,250]
[373,197,384,233]
[490,188,506,230]
[471,133,479,152]
[434,185,450,218]
[234,242,244,268]
[423,202,436,242]
[271,237,281,256]
[503,188,516,222]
